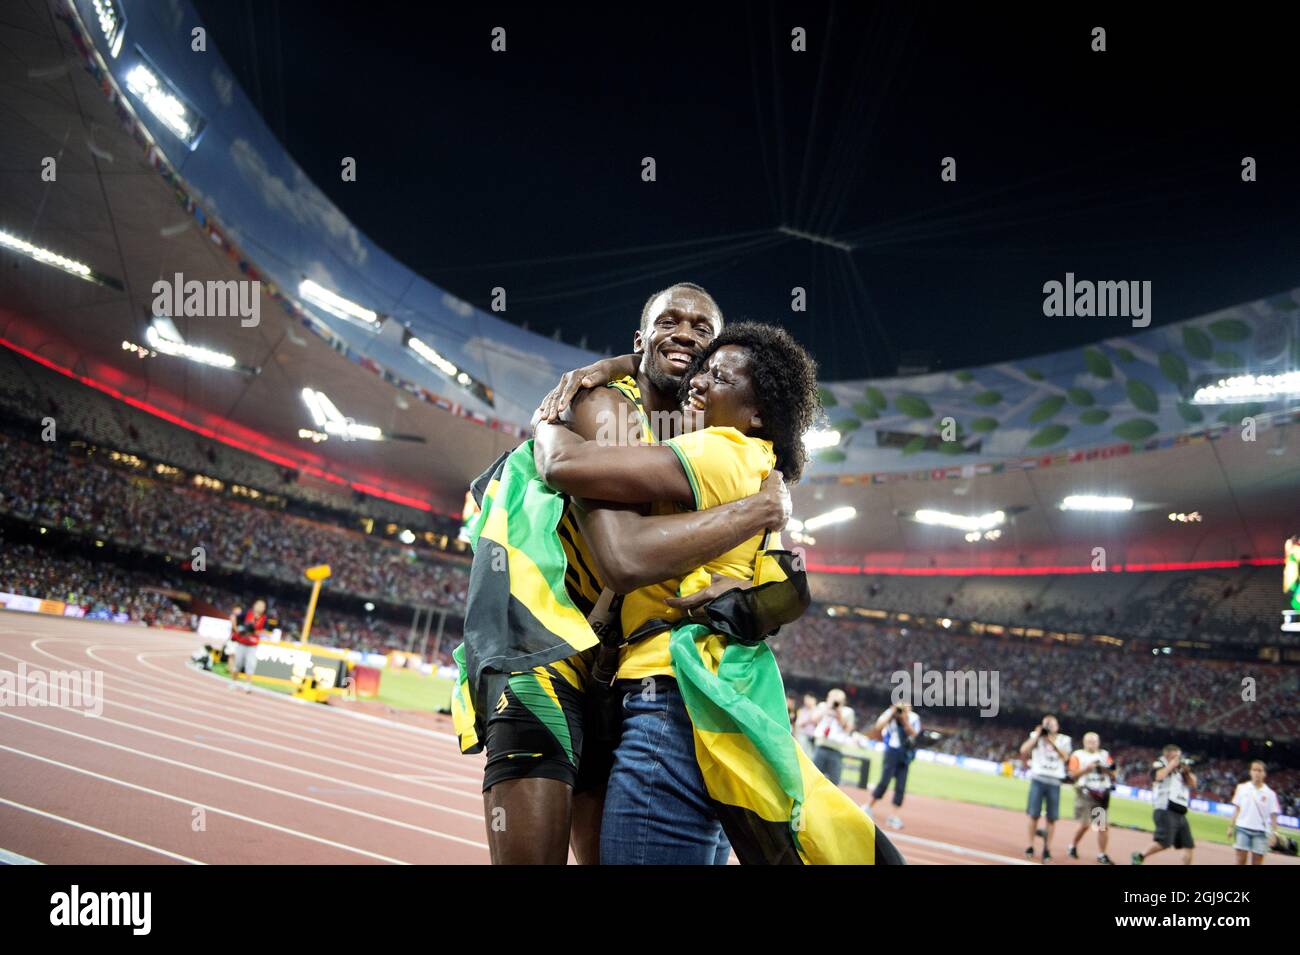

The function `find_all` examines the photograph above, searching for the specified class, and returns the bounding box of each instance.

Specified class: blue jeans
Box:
[600,679,731,865]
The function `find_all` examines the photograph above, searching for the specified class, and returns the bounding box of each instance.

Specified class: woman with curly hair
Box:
[533,322,902,865]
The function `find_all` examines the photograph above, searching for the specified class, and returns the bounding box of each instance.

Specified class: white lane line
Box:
[0,742,411,864]
[0,709,488,850]
[0,796,205,865]
[0,651,481,800]
[0,846,42,865]
[889,831,1036,865]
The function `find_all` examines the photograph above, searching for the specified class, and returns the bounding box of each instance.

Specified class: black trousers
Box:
[872,747,910,806]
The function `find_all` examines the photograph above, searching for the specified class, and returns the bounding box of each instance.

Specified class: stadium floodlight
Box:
[407,335,459,377]
[0,228,94,282]
[398,529,416,544]
[123,53,204,147]
[300,387,383,441]
[803,506,857,531]
[803,428,841,451]
[1059,495,1133,512]
[785,518,804,533]
[914,508,1005,532]
[144,324,237,369]
[91,0,127,58]
[1191,371,1300,405]
[299,279,379,326]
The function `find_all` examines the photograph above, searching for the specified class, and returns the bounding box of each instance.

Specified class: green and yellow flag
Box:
[452,442,601,754]
[669,550,905,865]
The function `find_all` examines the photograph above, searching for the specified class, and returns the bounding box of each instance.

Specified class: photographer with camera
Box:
[1132,743,1197,865]
[866,701,921,830]
[1067,732,1115,864]
[811,689,853,786]
[1019,714,1071,862]
[227,598,269,694]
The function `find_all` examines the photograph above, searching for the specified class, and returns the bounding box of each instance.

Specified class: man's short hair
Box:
[1163,743,1180,755]
[1250,759,1267,771]
[639,282,722,333]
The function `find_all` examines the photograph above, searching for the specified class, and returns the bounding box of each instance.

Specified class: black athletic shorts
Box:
[481,653,616,793]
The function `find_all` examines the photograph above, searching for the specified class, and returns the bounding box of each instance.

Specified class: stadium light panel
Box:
[407,335,459,377]
[144,324,237,369]
[91,0,127,58]
[1059,495,1133,512]
[299,279,379,326]
[0,228,94,282]
[1191,371,1300,405]
[124,54,203,147]
[804,506,857,531]
[914,508,1005,532]
[803,428,841,450]
[300,387,383,441]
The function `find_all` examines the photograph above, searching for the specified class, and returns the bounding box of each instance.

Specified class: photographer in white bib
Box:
[1019,714,1071,862]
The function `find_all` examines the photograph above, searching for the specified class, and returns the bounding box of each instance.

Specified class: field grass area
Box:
[373,668,454,712]
[846,753,1273,848]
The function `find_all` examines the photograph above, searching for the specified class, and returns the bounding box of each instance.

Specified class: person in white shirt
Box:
[1132,743,1197,865]
[1066,732,1115,864]
[1229,761,1281,865]
[866,702,921,830]
[1018,714,1071,862]
[811,689,852,785]
[794,693,820,756]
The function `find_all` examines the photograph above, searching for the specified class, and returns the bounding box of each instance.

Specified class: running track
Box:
[1,615,1293,866]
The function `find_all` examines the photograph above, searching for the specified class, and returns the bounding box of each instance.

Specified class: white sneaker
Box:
[886,815,904,830]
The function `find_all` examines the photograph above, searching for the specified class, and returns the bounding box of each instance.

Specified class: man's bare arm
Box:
[534,386,787,591]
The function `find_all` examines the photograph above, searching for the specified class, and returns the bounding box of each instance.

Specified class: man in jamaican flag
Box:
[457,283,791,863]
[533,322,904,864]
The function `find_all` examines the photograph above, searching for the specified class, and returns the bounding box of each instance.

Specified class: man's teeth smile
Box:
[664,350,693,367]
[689,393,706,410]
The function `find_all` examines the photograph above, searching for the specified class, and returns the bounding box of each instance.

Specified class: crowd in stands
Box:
[0,351,445,532]
[809,566,1291,647]
[770,612,1300,741]
[0,433,469,609]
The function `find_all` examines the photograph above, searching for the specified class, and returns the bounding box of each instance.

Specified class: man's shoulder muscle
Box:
[567,385,638,443]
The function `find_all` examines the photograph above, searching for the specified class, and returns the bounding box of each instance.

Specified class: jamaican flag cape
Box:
[668,546,906,865]
[451,440,603,754]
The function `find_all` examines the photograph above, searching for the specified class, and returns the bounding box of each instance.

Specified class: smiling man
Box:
[458,282,792,864]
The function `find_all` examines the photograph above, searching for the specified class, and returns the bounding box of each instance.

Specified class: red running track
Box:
[1,614,1294,866]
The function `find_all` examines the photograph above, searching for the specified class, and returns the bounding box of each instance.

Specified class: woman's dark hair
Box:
[678,321,821,482]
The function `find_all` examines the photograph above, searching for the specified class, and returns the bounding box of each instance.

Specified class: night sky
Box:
[191,2,1300,380]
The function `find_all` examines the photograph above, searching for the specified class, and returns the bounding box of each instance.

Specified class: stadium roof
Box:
[2,0,1296,563]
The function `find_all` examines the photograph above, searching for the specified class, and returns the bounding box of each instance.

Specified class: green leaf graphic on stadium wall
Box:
[1183,326,1213,360]
[817,386,838,408]
[1158,352,1189,390]
[954,370,974,383]
[1126,379,1160,414]
[1028,395,1066,423]
[1066,387,1095,407]
[1078,408,1110,425]
[937,441,966,455]
[1176,402,1203,424]
[973,390,1002,406]
[970,416,998,433]
[1214,351,1244,369]
[1112,418,1159,441]
[1027,424,1069,448]
[1208,318,1251,342]
[895,395,933,419]
[834,417,861,432]
[1082,347,1113,380]
[851,401,879,421]
[1113,346,1136,363]
[814,449,847,464]
[863,385,887,411]
[901,435,928,456]
[1025,368,1045,381]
